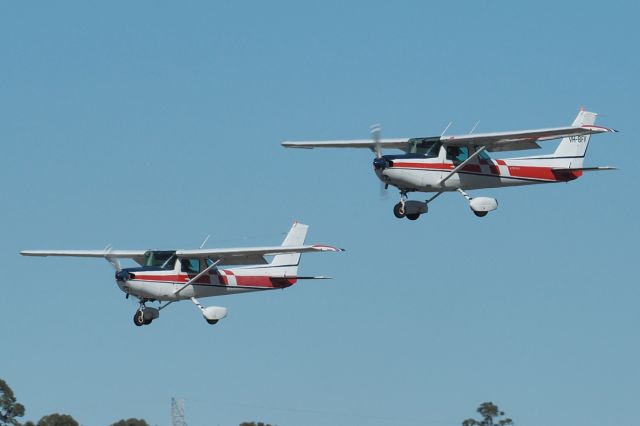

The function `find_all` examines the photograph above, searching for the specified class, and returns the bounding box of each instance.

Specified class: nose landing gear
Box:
[133,301,159,326]
[392,191,440,220]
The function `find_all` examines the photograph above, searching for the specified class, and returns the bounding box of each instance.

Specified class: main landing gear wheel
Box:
[393,202,405,218]
[206,319,219,325]
[133,310,145,327]
[406,213,420,220]
[473,211,488,217]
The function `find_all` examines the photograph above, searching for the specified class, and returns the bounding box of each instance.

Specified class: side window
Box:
[478,150,491,161]
[181,258,200,273]
[446,146,469,162]
[424,142,442,159]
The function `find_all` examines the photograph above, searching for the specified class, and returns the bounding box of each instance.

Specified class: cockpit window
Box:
[144,251,177,269]
[446,146,469,162]
[423,141,442,158]
[181,258,200,274]
[408,137,441,158]
[478,149,491,161]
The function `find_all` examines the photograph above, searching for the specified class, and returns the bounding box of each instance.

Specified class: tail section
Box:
[552,110,598,168]
[269,222,309,275]
[229,222,342,283]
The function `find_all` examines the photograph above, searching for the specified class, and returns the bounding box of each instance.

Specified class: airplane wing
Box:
[282,138,411,151]
[283,125,615,153]
[176,244,344,265]
[441,125,615,152]
[20,250,148,265]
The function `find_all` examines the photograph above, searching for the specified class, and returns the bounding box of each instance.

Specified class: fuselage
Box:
[376,146,582,193]
[116,265,297,302]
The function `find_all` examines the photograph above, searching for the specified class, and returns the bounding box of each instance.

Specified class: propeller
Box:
[104,245,130,281]
[371,124,382,159]
[104,245,121,271]
[370,124,389,199]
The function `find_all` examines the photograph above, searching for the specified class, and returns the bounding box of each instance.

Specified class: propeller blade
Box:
[379,181,389,200]
[104,245,121,272]
[370,124,382,159]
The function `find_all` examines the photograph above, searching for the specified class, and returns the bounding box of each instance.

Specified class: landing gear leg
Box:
[457,188,472,202]
[133,306,146,327]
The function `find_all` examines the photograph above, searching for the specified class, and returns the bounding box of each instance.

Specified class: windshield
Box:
[408,138,441,158]
[143,251,177,269]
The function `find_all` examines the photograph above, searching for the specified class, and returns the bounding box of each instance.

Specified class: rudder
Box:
[552,110,598,168]
[270,222,309,268]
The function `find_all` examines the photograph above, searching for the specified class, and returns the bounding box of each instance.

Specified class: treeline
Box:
[1,378,276,426]
[1,377,513,426]
[0,378,150,426]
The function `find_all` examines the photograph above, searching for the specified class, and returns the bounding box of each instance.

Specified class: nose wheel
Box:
[133,301,159,326]
[393,202,405,218]
[133,309,149,326]
[393,191,408,219]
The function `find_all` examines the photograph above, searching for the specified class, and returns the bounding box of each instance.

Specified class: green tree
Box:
[463,402,513,426]
[36,414,78,426]
[110,419,150,426]
[0,379,26,426]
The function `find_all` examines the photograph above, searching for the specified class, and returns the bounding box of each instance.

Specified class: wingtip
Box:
[311,244,345,252]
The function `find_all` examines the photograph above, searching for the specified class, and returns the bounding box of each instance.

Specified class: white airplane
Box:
[283,110,617,220]
[20,222,343,326]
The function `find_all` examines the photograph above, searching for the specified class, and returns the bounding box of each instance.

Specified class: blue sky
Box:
[1,1,638,425]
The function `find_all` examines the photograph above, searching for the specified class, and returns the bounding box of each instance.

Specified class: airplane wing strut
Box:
[438,146,488,185]
[173,258,223,296]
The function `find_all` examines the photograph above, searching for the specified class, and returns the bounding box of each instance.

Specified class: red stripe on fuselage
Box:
[390,160,578,182]
[129,273,297,289]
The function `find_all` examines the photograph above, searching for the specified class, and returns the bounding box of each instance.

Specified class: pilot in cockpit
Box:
[181,258,197,274]
[446,146,469,163]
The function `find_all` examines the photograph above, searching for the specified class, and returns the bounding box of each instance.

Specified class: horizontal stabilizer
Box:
[552,166,617,172]
[294,276,333,280]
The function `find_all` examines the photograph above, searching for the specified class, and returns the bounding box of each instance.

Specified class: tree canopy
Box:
[0,379,26,426]
[462,402,513,426]
[110,419,150,426]
[36,413,79,426]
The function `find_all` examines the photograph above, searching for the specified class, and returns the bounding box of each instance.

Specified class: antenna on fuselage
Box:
[440,121,453,137]
[469,120,480,134]
[199,234,211,249]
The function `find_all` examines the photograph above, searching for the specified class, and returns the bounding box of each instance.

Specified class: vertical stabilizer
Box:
[270,222,308,269]
[552,110,597,168]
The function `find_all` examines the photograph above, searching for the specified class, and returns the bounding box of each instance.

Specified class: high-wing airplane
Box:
[21,222,343,326]
[283,110,617,220]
